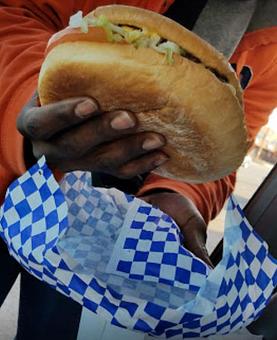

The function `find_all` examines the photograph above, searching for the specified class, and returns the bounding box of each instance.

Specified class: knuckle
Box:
[19,108,42,139]
[118,136,142,159]
[93,151,114,173]
[135,132,155,151]
[120,147,137,165]
[56,138,76,159]
[55,101,74,122]
[98,112,115,136]
[133,134,152,155]
[116,167,134,179]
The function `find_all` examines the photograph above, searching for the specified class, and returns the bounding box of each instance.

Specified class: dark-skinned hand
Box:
[17,94,212,266]
[17,95,168,177]
[140,191,213,267]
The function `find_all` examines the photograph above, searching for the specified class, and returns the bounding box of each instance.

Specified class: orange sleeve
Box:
[230,34,277,144]
[0,0,173,203]
[0,1,87,202]
[139,29,277,223]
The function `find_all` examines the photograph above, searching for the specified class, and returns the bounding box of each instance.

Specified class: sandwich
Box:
[38,5,247,183]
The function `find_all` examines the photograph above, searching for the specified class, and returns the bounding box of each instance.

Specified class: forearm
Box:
[138,172,236,223]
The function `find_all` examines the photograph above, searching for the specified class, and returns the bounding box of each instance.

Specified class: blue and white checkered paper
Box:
[0,157,276,338]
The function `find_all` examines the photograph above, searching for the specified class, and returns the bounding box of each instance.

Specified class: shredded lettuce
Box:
[154,41,181,64]
[109,23,125,36]
[80,18,89,33]
[94,15,114,42]
[68,11,181,64]
[112,33,124,42]
[69,10,84,28]
[125,30,143,44]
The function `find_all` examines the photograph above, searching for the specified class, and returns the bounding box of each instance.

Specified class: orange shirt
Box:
[0,1,276,223]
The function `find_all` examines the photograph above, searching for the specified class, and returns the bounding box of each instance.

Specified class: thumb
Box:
[181,217,214,268]
[187,237,214,268]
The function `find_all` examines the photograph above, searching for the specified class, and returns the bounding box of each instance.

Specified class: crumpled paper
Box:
[0,157,276,338]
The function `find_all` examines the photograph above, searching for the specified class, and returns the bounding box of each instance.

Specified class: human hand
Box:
[17,94,168,177]
[140,191,213,267]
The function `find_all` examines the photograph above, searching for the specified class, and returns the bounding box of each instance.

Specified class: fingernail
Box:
[143,136,165,151]
[75,99,98,117]
[110,111,135,130]
[154,155,169,166]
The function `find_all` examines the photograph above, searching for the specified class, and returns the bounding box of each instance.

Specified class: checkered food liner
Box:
[0,157,276,338]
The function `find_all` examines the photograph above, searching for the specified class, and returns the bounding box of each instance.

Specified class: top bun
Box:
[38,5,247,183]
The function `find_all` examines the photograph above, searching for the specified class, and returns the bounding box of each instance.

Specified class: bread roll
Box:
[38,5,247,183]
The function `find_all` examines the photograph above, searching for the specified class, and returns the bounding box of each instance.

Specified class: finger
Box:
[183,225,214,268]
[36,110,138,160]
[184,236,213,267]
[90,132,166,173]
[17,97,99,140]
[52,132,166,173]
[188,241,214,268]
[31,110,136,161]
[116,152,169,179]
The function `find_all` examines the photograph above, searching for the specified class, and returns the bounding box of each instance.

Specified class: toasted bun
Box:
[38,5,247,183]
